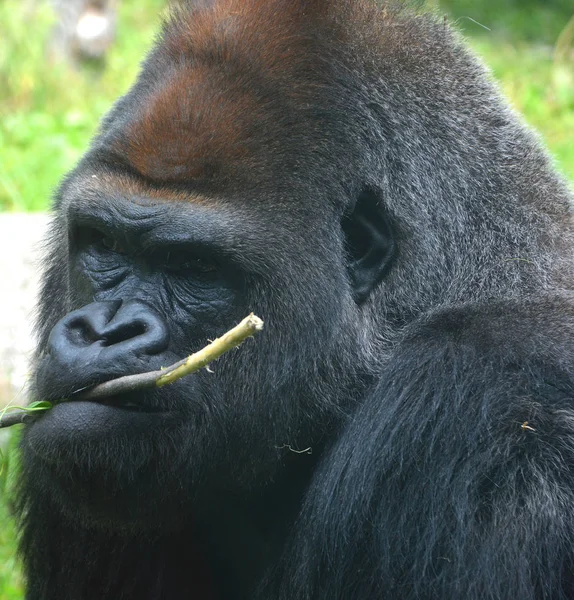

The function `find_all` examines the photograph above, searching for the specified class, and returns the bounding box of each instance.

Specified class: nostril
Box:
[65,314,112,346]
[98,301,170,355]
[101,320,148,346]
[40,299,169,401]
[60,300,124,347]
[66,316,98,345]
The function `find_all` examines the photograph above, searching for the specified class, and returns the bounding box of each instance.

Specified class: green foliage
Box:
[1,402,53,422]
[440,0,572,45]
[0,499,22,600]
[0,432,23,599]
[473,40,574,181]
[438,0,574,181]
[0,0,166,211]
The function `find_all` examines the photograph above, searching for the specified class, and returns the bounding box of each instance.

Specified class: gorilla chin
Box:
[23,399,191,529]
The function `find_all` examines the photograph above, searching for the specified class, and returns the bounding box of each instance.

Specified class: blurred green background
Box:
[0,0,573,597]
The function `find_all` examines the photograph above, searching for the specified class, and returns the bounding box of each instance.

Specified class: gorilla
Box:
[16,0,574,599]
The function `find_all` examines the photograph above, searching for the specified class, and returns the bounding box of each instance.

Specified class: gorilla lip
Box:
[30,400,176,436]
[93,395,164,413]
[1,314,264,429]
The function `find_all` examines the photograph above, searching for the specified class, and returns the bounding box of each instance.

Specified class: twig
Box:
[0,314,263,429]
[0,411,37,428]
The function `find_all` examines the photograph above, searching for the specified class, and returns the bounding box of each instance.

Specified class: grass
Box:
[440,0,573,45]
[0,498,22,600]
[0,1,572,598]
[0,432,23,599]
[473,40,574,181]
[441,0,574,181]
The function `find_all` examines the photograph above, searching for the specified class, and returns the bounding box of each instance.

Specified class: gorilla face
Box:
[22,171,389,527]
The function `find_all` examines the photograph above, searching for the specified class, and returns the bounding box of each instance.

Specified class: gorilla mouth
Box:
[93,396,165,413]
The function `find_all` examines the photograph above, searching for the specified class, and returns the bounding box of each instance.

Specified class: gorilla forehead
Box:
[91,0,486,198]
[112,64,269,183]
[93,0,378,187]
[62,166,340,229]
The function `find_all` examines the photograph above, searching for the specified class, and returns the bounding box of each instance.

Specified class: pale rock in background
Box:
[0,214,50,407]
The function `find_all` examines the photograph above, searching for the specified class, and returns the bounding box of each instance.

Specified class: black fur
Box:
[17,1,574,599]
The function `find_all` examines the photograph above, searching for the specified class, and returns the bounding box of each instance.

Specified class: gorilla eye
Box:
[99,235,125,254]
[77,227,127,255]
[163,253,218,275]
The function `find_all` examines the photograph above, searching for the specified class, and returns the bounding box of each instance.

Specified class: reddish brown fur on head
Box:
[107,0,448,192]
[111,0,372,185]
[117,62,260,182]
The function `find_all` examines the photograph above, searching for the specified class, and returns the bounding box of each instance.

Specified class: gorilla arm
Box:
[268,297,574,600]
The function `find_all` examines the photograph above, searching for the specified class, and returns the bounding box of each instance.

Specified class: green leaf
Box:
[25,400,53,411]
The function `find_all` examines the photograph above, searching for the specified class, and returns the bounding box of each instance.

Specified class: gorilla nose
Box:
[56,299,170,356]
[37,300,171,400]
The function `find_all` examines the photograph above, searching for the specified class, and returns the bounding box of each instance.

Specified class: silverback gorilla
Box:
[17,1,574,599]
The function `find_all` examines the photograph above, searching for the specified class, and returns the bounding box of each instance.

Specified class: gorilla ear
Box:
[343,189,395,304]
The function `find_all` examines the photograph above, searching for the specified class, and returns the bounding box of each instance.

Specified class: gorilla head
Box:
[17,1,574,599]
[24,0,385,527]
